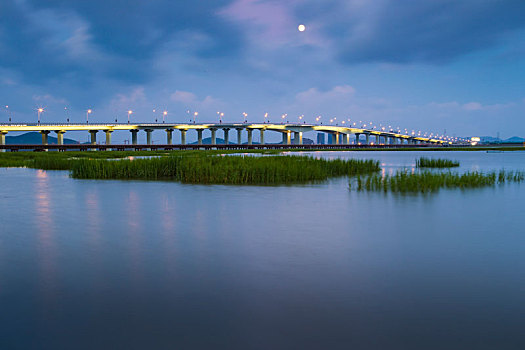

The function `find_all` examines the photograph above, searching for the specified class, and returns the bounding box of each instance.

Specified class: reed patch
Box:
[351,170,524,193]
[416,157,460,168]
[70,155,380,184]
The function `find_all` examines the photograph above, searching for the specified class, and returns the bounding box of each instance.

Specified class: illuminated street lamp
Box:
[163,111,168,123]
[37,108,44,125]
[128,110,133,124]
[4,105,10,123]
[264,112,268,123]
[86,109,92,124]
[217,111,224,123]
[193,111,198,123]
[242,112,248,123]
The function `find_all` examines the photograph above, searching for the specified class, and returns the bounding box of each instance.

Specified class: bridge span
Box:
[0,122,448,149]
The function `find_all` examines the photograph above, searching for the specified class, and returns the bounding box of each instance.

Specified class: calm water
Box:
[1,151,524,349]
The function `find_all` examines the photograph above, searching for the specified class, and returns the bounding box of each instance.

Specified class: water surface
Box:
[1,151,524,349]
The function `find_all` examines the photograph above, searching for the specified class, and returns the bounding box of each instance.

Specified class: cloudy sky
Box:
[1,0,524,139]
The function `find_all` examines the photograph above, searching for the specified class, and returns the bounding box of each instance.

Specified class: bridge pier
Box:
[282,131,291,145]
[294,131,303,145]
[105,130,113,148]
[334,132,339,145]
[364,133,369,145]
[343,134,350,145]
[223,128,230,145]
[145,129,153,147]
[40,131,50,145]
[166,129,173,145]
[236,128,243,145]
[197,129,203,145]
[130,130,139,145]
[247,129,253,145]
[210,128,217,145]
[0,131,7,152]
[55,131,65,145]
[88,130,97,151]
[89,130,98,145]
[355,133,360,144]
[259,129,265,145]
[180,129,187,145]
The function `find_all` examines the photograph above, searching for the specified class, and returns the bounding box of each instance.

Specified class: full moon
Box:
[298,24,306,32]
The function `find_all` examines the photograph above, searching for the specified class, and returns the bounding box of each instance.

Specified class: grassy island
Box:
[416,157,460,168]
[0,151,380,185]
[70,155,380,184]
[351,170,524,193]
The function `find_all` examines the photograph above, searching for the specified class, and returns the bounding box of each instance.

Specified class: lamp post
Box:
[163,111,167,123]
[128,110,133,124]
[264,112,268,123]
[4,105,9,123]
[37,108,44,125]
[242,112,248,123]
[193,111,198,123]
[86,109,92,124]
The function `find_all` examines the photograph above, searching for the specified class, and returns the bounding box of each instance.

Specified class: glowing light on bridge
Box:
[37,108,44,125]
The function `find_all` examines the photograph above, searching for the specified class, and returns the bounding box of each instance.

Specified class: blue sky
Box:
[1,0,524,139]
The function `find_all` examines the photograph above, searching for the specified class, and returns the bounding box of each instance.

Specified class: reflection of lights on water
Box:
[36,169,48,178]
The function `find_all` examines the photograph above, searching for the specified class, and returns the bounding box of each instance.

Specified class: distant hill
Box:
[505,136,525,143]
[6,132,79,144]
[480,136,524,144]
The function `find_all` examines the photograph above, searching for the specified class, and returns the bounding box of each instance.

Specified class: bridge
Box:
[0,122,449,151]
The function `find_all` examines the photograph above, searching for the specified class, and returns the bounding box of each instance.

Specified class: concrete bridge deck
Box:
[0,143,444,152]
[0,122,449,148]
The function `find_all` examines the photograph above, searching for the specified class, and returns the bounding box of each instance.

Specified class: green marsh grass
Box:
[416,157,460,168]
[351,170,524,193]
[70,155,380,184]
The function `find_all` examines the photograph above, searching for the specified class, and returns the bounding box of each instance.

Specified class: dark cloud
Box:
[296,0,525,64]
[0,0,241,84]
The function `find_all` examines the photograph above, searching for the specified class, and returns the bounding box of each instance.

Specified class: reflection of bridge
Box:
[0,122,448,148]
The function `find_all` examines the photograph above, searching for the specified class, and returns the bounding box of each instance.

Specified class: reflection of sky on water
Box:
[0,151,525,348]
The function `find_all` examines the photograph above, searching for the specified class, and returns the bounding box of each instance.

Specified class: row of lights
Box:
[4,106,466,142]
